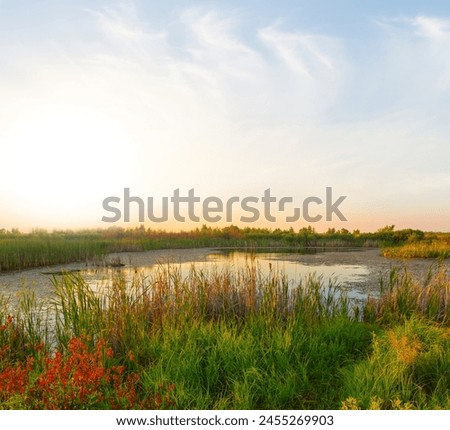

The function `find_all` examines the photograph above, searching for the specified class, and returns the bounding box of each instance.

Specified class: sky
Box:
[0,0,449,232]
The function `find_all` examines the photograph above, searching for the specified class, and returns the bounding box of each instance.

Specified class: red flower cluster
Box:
[0,337,141,409]
[0,314,14,332]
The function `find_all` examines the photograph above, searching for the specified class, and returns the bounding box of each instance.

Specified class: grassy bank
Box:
[0,262,449,409]
[380,229,450,259]
[382,240,450,259]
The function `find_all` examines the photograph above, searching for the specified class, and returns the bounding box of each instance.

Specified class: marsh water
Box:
[1,247,449,306]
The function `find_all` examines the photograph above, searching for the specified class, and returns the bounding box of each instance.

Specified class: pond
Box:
[1,247,448,306]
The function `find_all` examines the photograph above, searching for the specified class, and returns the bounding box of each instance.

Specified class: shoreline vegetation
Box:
[0,225,448,272]
[0,263,449,409]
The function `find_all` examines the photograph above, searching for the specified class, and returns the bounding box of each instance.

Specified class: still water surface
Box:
[0,248,448,304]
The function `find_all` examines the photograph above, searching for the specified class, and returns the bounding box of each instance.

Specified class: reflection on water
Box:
[206,251,370,284]
[3,247,445,305]
[79,251,371,302]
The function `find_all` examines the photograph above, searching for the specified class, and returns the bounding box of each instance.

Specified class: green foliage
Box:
[383,241,450,259]
[340,317,450,409]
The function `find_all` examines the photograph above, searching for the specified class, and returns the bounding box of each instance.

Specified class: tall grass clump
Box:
[340,316,450,409]
[363,265,450,325]
[0,236,109,272]
[382,240,450,259]
[49,262,356,353]
[0,292,49,363]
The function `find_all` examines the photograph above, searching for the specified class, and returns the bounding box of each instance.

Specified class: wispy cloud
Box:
[0,1,449,230]
[412,15,450,41]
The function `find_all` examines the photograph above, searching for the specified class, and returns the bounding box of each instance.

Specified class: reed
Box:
[382,240,450,259]
[363,265,450,325]
[0,236,108,272]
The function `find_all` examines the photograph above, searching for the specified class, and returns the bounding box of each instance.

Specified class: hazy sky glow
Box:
[0,0,449,232]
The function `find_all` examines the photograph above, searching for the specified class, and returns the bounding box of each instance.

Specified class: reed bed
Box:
[47,262,354,355]
[0,236,109,272]
[382,240,450,259]
[0,262,449,409]
[363,265,450,325]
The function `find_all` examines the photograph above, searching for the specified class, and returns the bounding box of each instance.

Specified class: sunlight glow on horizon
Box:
[2,103,136,226]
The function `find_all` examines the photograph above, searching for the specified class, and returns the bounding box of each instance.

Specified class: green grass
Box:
[0,261,449,409]
[340,317,450,409]
[382,240,450,259]
[0,235,109,272]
